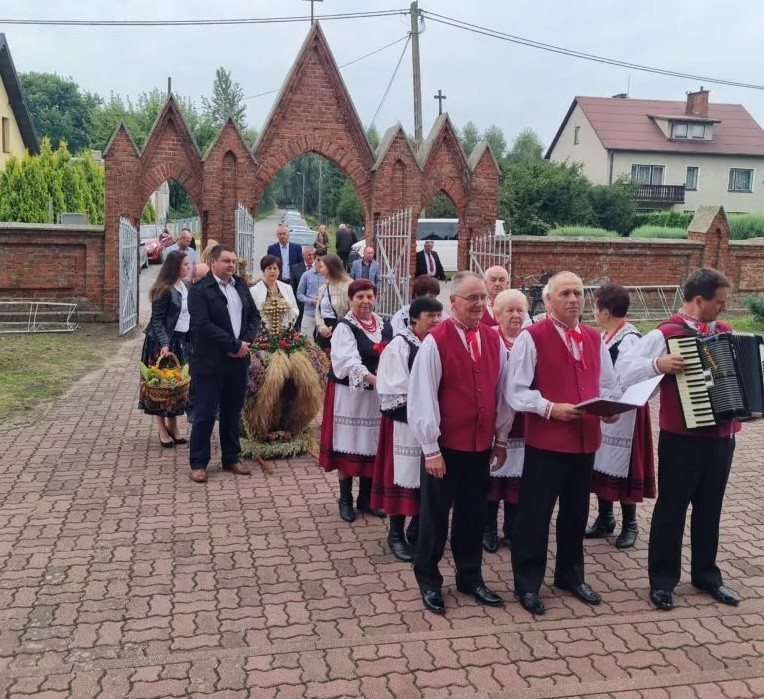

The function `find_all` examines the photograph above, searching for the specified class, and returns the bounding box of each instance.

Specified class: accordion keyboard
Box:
[667,336,716,428]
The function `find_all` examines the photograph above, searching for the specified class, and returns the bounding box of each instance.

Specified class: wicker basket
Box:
[143,353,190,404]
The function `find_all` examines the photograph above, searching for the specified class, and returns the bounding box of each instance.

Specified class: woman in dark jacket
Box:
[139,250,192,447]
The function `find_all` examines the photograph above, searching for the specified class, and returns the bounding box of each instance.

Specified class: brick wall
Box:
[729,239,764,296]
[0,223,105,315]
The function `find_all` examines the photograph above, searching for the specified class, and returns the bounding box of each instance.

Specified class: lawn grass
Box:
[549,226,619,237]
[0,324,130,426]
[630,226,687,239]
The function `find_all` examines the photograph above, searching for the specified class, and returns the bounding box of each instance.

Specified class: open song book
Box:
[575,375,664,417]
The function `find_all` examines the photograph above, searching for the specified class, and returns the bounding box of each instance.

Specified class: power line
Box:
[421,10,764,91]
[0,9,407,27]
[370,35,412,126]
[244,35,410,101]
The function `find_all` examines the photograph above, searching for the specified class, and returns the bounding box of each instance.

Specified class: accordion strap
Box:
[658,321,700,337]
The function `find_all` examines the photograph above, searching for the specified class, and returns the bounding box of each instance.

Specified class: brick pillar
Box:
[687,206,731,274]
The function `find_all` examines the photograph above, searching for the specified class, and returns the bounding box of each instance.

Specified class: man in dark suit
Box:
[415,241,446,280]
[267,225,303,287]
[188,244,260,483]
[335,223,355,271]
[289,246,315,330]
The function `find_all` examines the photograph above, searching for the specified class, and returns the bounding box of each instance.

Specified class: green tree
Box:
[424,191,458,218]
[336,179,364,226]
[0,156,23,221]
[590,180,638,235]
[19,72,99,152]
[460,121,480,156]
[499,160,594,235]
[507,128,544,165]
[366,124,381,150]
[202,67,247,130]
[482,125,507,160]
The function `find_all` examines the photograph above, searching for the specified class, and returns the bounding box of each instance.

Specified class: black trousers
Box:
[414,447,491,592]
[511,446,594,594]
[648,431,734,591]
[189,358,248,470]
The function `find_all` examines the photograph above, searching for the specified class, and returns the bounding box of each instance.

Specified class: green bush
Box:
[727,213,764,240]
[590,181,637,235]
[549,226,618,237]
[745,295,764,325]
[632,211,694,229]
[630,226,687,239]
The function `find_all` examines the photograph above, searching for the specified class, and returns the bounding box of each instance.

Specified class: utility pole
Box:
[434,89,446,116]
[410,1,423,150]
[317,160,323,221]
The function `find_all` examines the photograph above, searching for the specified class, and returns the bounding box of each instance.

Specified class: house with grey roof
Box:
[0,34,39,168]
[546,89,764,213]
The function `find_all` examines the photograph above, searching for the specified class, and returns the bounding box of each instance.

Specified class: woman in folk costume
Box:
[319,279,393,522]
[483,289,529,553]
[241,255,327,460]
[371,297,444,561]
[586,284,656,548]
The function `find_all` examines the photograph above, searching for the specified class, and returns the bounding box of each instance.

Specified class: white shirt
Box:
[214,274,243,339]
[174,282,190,333]
[506,320,619,418]
[330,313,383,389]
[279,244,291,280]
[319,286,338,319]
[408,320,514,455]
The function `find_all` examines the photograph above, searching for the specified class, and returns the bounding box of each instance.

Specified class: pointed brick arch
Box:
[102,22,498,323]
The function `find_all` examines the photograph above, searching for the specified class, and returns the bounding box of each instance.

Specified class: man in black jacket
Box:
[415,241,446,280]
[335,223,355,270]
[188,244,260,483]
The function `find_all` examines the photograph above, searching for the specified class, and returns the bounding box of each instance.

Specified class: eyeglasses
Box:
[453,294,488,304]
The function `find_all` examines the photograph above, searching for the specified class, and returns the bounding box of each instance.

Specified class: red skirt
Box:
[591,403,656,503]
[318,381,375,478]
[488,476,520,504]
[370,416,420,516]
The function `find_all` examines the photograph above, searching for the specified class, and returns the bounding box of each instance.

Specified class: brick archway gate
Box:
[102,23,499,323]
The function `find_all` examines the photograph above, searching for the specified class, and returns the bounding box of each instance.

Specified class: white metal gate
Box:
[119,216,139,335]
[468,229,512,278]
[375,209,413,319]
[235,203,255,279]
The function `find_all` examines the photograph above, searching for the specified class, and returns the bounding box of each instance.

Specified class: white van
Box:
[350,219,506,273]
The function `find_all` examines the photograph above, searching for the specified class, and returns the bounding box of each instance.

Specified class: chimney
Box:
[686,87,709,117]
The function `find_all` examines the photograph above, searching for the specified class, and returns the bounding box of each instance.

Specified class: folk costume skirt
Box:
[370,415,420,516]
[591,404,656,503]
[319,381,379,478]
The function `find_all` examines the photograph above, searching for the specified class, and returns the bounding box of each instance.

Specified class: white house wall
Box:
[548,104,609,184]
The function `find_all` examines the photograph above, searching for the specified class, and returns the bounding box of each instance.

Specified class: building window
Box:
[672,122,688,139]
[573,126,580,145]
[1,118,9,153]
[672,122,707,140]
[729,168,754,192]
[685,166,699,191]
[631,164,665,186]
[690,123,706,139]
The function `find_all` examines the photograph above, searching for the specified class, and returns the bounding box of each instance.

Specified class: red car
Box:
[140,226,175,264]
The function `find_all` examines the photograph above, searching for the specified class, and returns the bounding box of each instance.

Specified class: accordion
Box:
[666,332,764,429]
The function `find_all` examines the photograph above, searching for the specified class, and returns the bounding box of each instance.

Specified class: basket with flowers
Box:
[139,353,191,405]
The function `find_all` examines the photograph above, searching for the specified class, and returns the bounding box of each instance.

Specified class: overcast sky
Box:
[4,0,764,151]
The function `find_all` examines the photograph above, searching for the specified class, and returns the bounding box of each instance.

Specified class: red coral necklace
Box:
[355,314,377,332]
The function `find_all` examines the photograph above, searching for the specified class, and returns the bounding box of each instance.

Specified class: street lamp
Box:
[295,170,306,215]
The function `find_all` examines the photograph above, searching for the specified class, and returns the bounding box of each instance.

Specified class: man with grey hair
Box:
[267,225,302,285]
[507,271,619,616]
[409,270,514,615]
[482,266,509,326]
[163,228,199,267]
[335,223,355,271]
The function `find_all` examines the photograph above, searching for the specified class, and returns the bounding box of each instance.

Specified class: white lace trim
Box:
[380,393,407,411]
[349,365,370,390]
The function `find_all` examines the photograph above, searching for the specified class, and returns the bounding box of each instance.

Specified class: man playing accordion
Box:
[618,267,741,611]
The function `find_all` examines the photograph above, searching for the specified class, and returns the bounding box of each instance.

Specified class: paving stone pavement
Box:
[0,335,763,699]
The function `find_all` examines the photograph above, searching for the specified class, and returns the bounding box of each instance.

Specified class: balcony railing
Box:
[634,184,685,204]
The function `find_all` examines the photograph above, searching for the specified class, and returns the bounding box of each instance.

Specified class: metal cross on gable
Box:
[302,0,324,23]
[434,89,447,115]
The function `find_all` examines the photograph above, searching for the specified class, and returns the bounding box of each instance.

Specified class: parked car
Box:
[139,243,148,270]
[348,219,507,272]
[140,225,175,264]
[289,229,318,247]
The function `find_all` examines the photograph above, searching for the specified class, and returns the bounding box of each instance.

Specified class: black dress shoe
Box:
[457,584,504,607]
[338,498,356,523]
[584,512,616,538]
[695,583,740,606]
[421,589,445,615]
[357,504,387,518]
[615,519,638,549]
[555,581,601,605]
[515,591,545,615]
[170,435,188,445]
[649,588,674,611]
[160,438,175,449]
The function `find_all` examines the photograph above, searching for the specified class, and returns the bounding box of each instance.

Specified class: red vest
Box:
[524,317,602,454]
[481,309,499,327]
[658,314,741,438]
[431,320,501,452]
